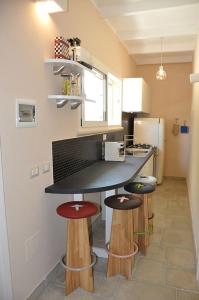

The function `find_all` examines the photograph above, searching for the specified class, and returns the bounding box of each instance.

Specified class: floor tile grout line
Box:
[175,288,178,300]
[142,247,196,273]
[177,287,199,294]
[132,276,175,290]
[165,244,170,289]
[167,283,199,294]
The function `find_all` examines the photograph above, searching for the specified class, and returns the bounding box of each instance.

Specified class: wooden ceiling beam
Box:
[97,0,199,18]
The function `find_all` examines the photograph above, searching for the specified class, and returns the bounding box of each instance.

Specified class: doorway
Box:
[0,142,13,300]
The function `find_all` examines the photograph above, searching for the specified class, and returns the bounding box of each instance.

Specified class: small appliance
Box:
[105,142,125,162]
[130,143,152,149]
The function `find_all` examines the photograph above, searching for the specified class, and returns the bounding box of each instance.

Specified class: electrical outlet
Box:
[41,162,50,174]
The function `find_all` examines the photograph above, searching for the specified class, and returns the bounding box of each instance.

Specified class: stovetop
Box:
[128,143,152,149]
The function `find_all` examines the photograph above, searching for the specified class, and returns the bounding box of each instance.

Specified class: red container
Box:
[54,36,70,59]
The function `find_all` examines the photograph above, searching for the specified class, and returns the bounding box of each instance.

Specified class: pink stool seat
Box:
[57,201,98,219]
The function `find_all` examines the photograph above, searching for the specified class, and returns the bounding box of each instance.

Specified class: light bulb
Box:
[156,65,167,80]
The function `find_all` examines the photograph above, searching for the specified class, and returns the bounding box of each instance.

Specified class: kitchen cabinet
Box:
[190,73,199,83]
[122,78,151,114]
[44,58,87,109]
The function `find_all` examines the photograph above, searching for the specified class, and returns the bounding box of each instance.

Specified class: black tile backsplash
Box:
[52,130,124,183]
[106,131,124,142]
[52,135,103,183]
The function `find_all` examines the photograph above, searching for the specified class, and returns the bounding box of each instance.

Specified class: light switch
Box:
[42,162,50,174]
[30,166,39,178]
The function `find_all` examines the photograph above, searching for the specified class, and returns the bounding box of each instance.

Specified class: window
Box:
[82,68,107,127]
[107,73,122,126]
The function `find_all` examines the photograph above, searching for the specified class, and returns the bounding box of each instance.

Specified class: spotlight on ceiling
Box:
[36,0,68,14]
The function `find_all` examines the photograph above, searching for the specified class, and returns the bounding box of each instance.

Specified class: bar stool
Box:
[134,176,157,233]
[134,175,157,233]
[104,194,142,279]
[124,182,155,255]
[57,201,98,295]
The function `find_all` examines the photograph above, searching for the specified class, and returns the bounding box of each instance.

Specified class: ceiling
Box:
[91,0,199,64]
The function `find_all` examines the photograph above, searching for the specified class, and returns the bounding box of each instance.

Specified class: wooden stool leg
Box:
[138,194,149,255]
[133,208,139,245]
[107,209,134,279]
[66,218,94,295]
[147,194,154,233]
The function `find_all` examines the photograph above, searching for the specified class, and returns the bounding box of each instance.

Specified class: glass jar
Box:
[62,75,71,96]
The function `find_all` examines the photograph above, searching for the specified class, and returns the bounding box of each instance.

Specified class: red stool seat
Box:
[57,201,98,219]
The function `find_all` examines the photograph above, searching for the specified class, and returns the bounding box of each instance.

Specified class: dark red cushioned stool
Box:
[57,201,98,296]
[104,194,142,279]
[124,182,155,255]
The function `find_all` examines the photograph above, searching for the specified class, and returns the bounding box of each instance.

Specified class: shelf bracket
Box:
[53,65,65,75]
[56,99,68,108]
[70,101,81,110]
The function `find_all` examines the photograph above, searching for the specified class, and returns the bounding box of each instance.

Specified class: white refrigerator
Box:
[134,118,165,184]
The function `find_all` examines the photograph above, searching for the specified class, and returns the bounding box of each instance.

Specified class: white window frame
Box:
[107,73,122,126]
[81,67,108,128]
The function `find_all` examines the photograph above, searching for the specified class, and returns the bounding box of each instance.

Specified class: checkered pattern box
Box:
[54,36,70,59]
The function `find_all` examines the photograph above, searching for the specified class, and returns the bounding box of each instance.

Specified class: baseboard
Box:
[27,261,62,300]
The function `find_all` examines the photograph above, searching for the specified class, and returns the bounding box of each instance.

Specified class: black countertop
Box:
[45,150,154,194]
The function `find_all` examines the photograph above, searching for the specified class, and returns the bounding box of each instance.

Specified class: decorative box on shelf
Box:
[54,37,70,60]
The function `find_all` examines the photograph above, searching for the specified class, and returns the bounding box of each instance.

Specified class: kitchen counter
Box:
[45,149,154,194]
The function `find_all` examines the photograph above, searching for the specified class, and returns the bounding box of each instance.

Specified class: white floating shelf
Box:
[44,58,90,75]
[190,73,199,84]
[48,95,84,101]
[48,95,84,109]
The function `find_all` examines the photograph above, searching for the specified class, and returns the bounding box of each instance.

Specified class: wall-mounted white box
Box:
[16,99,37,128]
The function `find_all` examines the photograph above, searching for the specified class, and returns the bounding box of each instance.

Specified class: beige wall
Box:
[0,1,135,299]
[188,33,199,279]
[136,63,192,178]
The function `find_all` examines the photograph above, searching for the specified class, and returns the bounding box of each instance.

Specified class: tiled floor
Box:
[37,178,199,300]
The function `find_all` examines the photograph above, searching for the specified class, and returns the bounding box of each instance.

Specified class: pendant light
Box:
[156,38,166,80]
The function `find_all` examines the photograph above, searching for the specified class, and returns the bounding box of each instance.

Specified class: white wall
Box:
[188,33,199,279]
[0,141,13,300]
[136,63,192,178]
[0,1,135,299]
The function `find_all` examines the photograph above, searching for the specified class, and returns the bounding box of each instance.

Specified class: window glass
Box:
[107,73,122,126]
[82,68,107,125]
